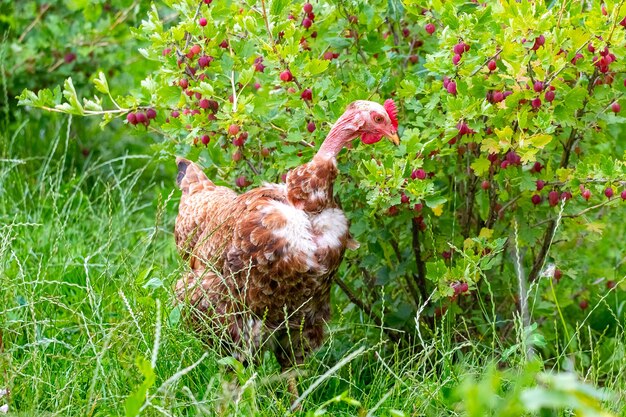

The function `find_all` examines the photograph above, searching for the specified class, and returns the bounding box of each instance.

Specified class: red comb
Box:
[384,99,398,130]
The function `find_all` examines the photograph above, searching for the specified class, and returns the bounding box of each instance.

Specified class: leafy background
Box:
[2,0,626,415]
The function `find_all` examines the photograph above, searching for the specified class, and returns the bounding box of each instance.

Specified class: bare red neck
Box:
[314,111,360,161]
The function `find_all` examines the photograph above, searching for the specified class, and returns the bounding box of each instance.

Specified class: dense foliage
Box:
[3,0,626,415]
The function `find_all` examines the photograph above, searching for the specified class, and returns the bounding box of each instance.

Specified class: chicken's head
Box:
[348,99,400,146]
[315,99,400,160]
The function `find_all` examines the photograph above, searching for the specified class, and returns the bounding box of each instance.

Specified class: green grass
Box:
[1,113,624,417]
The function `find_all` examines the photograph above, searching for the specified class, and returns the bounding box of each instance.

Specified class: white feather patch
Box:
[266,201,317,257]
[311,208,348,249]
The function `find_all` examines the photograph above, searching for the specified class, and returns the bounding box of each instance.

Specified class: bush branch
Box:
[411,218,428,303]
[389,238,421,306]
[333,276,400,343]
[528,66,601,281]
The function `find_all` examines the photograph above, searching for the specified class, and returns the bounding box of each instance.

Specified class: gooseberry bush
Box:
[20,0,626,355]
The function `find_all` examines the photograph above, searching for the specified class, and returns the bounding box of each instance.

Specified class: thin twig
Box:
[37,106,128,115]
[339,5,367,64]
[46,1,139,73]
[184,0,205,51]
[245,158,260,176]
[462,174,477,238]
[334,276,375,318]
[545,38,593,86]
[556,0,569,28]
[469,49,503,77]
[18,3,51,43]
[385,18,399,46]
[534,197,618,227]
[606,0,626,45]
[529,63,601,281]
[230,70,238,113]
[259,0,275,46]
[498,194,522,217]
[485,165,499,229]
[388,237,421,305]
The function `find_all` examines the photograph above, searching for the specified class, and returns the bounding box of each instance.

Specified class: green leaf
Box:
[82,97,103,112]
[168,305,181,326]
[386,0,405,21]
[424,195,447,208]
[60,78,84,115]
[398,79,417,98]
[270,0,288,17]
[141,4,162,35]
[93,72,109,94]
[426,260,447,283]
[519,174,537,192]
[124,357,155,417]
[525,133,552,149]
[556,168,573,182]
[142,277,163,289]
[304,58,330,76]
[471,157,491,176]
[517,107,529,129]
[141,76,158,94]
[17,89,39,106]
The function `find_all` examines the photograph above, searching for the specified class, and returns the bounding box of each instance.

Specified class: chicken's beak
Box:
[386,132,400,146]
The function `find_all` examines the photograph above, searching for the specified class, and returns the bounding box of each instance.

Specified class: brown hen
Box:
[174,100,399,370]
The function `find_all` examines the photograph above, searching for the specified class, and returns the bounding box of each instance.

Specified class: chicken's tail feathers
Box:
[176,157,214,193]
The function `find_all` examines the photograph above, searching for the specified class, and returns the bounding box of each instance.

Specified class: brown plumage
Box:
[174,100,399,369]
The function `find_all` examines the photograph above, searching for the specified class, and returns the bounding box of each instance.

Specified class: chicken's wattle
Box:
[361,132,382,144]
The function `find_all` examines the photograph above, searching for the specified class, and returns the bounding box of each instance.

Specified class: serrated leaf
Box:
[425,195,446,208]
[138,48,151,59]
[238,67,255,87]
[305,58,330,76]
[55,103,79,114]
[17,89,39,106]
[519,174,538,192]
[495,126,514,141]
[140,4,162,35]
[398,79,417,98]
[386,0,405,21]
[93,71,109,94]
[527,133,552,149]
[168,305,181,326]
[518,107,529,129]
[556,168,573,182]
[61,78,84,115]
[586,222,605,234]
[196,81,215,97]
[270,0,288,17]
[481,137,501,154]
[99,113,116,129]
[426,260,448,283]
[83,98,102,112]
[471,157,491,176]
[141,76,157,93]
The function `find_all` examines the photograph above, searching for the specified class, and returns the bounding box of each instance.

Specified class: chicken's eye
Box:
[374,115,384,123]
